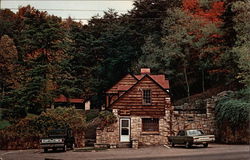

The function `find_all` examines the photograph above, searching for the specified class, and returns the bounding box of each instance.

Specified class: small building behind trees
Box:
[52,95,90,110]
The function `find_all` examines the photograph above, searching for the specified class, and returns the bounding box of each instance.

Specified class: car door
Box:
[176,130,185,144]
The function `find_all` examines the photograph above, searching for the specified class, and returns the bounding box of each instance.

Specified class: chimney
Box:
[141,68,151,75]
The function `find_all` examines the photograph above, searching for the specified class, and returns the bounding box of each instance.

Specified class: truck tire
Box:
[185,142,192,148]
[44,148,48,153]
[171,142,175,147]
[63,145,67,152]
[203,143,208,148]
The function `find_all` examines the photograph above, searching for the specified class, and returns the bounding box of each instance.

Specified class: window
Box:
[143,89,151,105]
[142,118,159,132]
[177,130,186,136]
[187,130,204,136]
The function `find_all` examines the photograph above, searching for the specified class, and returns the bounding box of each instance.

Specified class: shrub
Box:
[86,109,99,122]
[98,110,117,130]
[0,107,86,149]
[215,87,250,131]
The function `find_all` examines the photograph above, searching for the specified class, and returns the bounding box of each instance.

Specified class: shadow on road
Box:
[171,145,210,149]
[41,149,66,154]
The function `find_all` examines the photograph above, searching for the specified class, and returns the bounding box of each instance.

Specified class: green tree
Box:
[0,9,21,38]
[231,1,250,86]
[0,35,18,100]
[15,6,67,113]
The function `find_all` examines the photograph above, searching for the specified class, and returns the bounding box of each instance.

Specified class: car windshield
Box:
[187,130,204,136]
[48,130,66,137]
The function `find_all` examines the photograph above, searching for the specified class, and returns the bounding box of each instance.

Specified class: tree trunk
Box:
[1,83,5,101]
[183,66,190,97]
[202,70,205,92]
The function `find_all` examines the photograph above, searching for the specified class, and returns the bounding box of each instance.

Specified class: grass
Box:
[0,108,11,129]
[0,120,11,129]
[27,113,38,118]
[0,108,37,130]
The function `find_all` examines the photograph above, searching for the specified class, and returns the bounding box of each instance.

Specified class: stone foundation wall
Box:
[95,122,119,147]
[95,109,120,148]
[95,114,170,147]
[131,117,169,146]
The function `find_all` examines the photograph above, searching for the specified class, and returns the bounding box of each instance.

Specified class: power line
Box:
[2,0,136,2]
[3,7,168,20]
[6,7,129,12]
[69,17,165,20]
[5,7,172,13]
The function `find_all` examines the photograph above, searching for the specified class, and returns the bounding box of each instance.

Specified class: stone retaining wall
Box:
[171,97,216,135]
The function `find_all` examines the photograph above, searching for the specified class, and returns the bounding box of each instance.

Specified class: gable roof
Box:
[109,74,170,107]
[106,73,169,94]
[54,95,86,103]
[106,73,138,93]
[134,75,169,89]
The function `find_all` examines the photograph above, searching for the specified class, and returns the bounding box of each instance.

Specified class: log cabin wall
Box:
[112,76,169,117]
[106,74,138,108]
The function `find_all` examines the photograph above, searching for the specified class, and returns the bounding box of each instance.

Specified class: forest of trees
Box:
[0,0,249,115]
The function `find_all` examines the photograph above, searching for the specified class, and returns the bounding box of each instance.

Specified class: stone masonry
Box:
[171,97,216,135]
[95,96,218,148]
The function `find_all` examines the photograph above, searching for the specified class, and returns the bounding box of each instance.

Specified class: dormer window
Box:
[143,89,151,105]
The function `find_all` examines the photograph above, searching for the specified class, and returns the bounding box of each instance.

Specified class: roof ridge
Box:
[109,74,169,107]
[105,73,138,93]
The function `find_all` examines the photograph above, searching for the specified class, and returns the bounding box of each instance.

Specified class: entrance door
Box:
[120,118,130,142]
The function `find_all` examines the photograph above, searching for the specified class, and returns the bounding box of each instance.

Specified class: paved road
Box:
[104,151,250,160]
[0,144,249,160]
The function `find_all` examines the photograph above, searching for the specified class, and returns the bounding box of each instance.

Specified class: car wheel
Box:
[44,148,48,153]
[203,143,208,148]
[63,145,67,152]
[71,143,75,150]
[185,142,192,148]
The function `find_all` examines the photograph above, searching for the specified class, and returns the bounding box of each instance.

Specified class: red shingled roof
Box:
[118,85,132,91]
[54,95,84,103]
[134,75,169,89]
[106,71,169,94]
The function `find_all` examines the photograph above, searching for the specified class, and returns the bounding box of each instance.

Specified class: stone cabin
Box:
[95,68,216,148]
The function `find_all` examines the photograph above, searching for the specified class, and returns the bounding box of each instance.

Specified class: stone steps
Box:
[118,142,131,148]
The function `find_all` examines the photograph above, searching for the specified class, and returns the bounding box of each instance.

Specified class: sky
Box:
[1,0,134,22]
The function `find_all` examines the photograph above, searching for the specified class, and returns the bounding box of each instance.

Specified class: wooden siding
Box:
[112,76,169,117]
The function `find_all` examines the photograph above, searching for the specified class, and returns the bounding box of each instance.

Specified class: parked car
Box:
[40,129,75,152]
[168,129,215,148]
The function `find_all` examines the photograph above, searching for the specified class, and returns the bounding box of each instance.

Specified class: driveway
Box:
[0,144,249,160]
